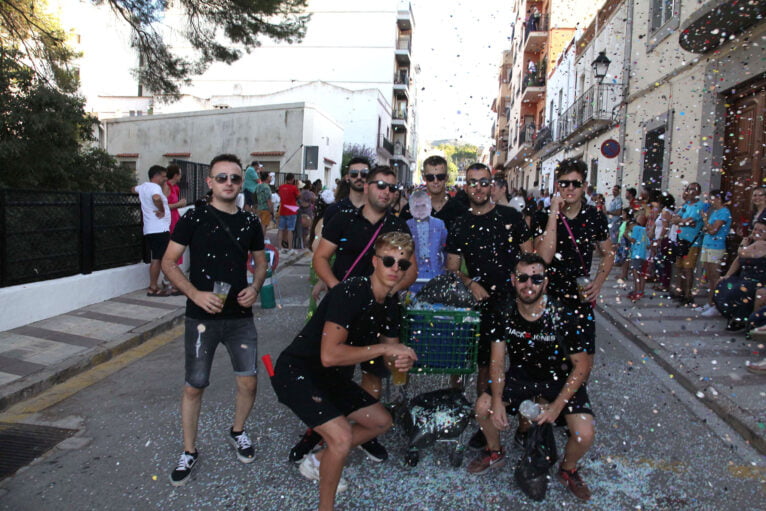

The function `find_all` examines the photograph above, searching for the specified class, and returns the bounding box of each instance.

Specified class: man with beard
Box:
[290,165,417,464]
[161,154,268,486]
[322,156,370,224]
[467,253,596,501]
[400,155,468,231]
[445,163,532,449]
[533,158,613,353]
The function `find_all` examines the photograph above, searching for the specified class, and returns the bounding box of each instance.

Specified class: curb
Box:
[0,252,308,414]
[596,302,766,456]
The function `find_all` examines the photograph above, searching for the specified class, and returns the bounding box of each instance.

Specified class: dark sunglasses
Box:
[372,180,399,193]
[467,178,491,188]
[516,273,545,284]
[349,170,369,179]
[212,173,243,184]
[424,173,447,182]
[557,179,583,189]
[375,254,412,271]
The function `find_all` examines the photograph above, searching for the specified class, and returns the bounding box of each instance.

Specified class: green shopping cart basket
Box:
[400,308,480,375]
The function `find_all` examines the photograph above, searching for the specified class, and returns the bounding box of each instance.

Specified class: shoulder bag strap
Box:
[342,220,385,281]
[558,212,588,275]
[206,205,248,258]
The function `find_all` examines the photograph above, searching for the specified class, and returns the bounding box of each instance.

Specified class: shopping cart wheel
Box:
[404,449,419,467]
[449,447,464,468]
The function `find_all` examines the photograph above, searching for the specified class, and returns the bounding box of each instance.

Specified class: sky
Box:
[410,0,518,148]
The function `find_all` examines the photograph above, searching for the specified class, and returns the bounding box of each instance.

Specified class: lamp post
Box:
[591,51,611,84]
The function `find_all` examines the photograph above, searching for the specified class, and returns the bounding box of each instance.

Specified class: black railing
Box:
[172,159,211,204]
[378,135,395,155]
[557,83,622,141]
[522,71,545,91]
[524,13,550,40]
[0,189,143,287]
[533,125,552,151]
[393,110,408,121]
[518,124,536,145]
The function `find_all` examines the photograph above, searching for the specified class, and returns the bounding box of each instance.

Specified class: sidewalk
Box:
[596,267,766,455]
[0,246,307,413]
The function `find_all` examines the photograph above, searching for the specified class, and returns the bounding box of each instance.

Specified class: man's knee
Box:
[323,422,353,454]
[567,415,595,446]
[183,384,205,400]
[236,376,258,394]
[474,392,492,419]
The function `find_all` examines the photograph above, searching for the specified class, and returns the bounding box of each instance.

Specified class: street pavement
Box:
[0,259,764,510]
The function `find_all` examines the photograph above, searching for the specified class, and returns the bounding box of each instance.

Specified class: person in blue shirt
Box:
[625,215,649,301]
[670,182,705,305]
[698,189,732,316]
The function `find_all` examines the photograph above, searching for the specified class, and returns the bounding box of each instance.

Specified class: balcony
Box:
[505,124,536,166]
[393,72,409,98]
[533,125,552,152]
[397,2,414,31]
[557,83,622,145]
[521,72,546,103]
[392,110,408,131]
[378,135,394,158]
[524,13,549,53]
[679,0,765,53]
[395,36,411,65]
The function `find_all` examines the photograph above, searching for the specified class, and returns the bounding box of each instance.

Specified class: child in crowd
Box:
[626,214,649,301]
[615,208,633,285]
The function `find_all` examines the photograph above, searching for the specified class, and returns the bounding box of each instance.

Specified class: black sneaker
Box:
[468,429,487,449]
[228,428,255,464]
[169,451,198,486]
[727,319,747,332]
[289,428,322,464]
[513,429,528,449]
[358,438,388,462]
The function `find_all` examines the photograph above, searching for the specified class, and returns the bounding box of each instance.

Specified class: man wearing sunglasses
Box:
[299,165,416,463]
[322,156,371,226]
[533,158,613,373]
[161,154,268,486]
[273,232,417,510]
[400,155,468,231]
[467,253,596,501]
[446,162,533,436]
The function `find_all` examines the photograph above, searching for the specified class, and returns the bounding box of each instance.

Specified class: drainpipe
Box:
[616,0,634,187]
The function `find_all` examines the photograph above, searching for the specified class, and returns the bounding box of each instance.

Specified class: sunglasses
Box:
[349,170,369,179]
[424,173,447,182]
[372,180,400,193]
[515,273,545,285]
[375,254,412,271]
[557,179,583,189]
[467,178,491,188]
[212,173,243,184]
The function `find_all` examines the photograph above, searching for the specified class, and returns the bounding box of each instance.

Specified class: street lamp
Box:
[591,51,611,84]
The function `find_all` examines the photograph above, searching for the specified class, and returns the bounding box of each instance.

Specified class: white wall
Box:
[0,264,148,331]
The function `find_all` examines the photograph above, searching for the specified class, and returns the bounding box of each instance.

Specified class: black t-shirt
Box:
[322,197,357,226]
[502,297,593,381]
[321,206,411,281]
[400,195,469,231]
[533,204,608,302]
[282,277,401,361]
[172,205,265,319]
[445,205,532,299]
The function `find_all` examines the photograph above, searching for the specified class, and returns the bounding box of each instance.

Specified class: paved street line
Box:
[0,325,183,424]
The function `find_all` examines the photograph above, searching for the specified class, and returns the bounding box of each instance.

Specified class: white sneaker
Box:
[701,304,719,317]
[298,453,348,493]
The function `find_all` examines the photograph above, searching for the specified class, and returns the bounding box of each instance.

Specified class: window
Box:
[642,126,666,188]
[647,0,680,51]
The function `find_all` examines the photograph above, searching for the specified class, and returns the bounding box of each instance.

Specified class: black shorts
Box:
[487,368,593,426]
[145,232,170,260]
[243,189,254,206]
[271,354,378,429]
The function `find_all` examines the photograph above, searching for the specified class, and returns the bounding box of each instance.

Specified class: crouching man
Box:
[271,232,418,511]
[467,253,596,501]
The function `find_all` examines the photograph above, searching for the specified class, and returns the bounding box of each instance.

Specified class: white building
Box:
[104,102,344,191]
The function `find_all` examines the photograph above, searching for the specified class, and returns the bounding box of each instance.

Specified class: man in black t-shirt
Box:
[468,254,596,501]
[445,163,532,397]
[533,158,613,349]
[399,155,468,231]
[161,154,268,486]
[322,156,370,226]
[298,165,416,463]
[272,232,417,510]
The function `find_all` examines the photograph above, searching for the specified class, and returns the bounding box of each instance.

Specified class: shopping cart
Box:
[394,307,480,467]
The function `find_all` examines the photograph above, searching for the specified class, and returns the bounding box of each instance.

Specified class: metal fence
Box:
[0,189,144,287]
[172,159,210,204]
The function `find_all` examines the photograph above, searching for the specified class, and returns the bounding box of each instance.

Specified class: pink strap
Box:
[558,212,588,275]
[342,221,385,281]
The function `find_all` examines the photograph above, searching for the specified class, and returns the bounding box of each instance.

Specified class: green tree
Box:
[434,143,479,184]
[1,0,310,98]
[0,49,134,191]
[341,143,376,175]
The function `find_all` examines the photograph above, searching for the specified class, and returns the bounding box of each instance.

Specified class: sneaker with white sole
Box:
[700,304,719,317]
[227,428,255,464]
[298,453,348,493]
[169,451,199,486]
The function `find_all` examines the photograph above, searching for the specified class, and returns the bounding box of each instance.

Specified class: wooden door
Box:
[722,79,766,235]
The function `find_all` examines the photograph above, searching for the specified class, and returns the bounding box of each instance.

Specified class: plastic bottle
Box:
[519,400,541,420]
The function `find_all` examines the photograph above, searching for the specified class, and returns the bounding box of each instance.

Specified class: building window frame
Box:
[641,111,673,189]
[646,0,680,52]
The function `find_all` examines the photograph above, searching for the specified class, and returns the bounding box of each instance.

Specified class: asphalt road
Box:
[0,259,764,510]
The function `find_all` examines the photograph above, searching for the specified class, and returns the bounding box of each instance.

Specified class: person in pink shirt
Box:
[278,173,300,252]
